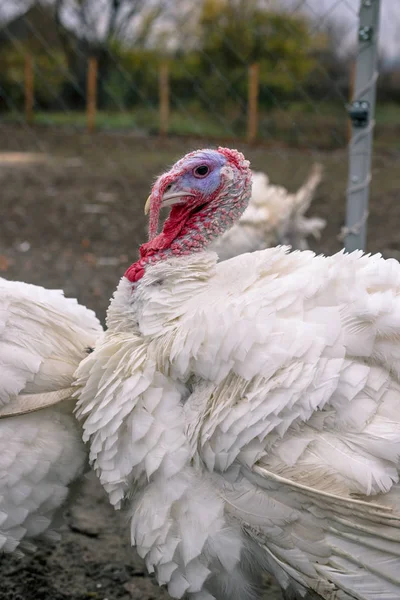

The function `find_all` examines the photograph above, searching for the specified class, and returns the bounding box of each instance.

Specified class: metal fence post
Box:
[344,0,381,253]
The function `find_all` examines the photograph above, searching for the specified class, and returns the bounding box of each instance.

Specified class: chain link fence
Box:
[1,1,362,144]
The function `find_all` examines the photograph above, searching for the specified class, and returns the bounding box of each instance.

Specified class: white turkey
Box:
[75,147,400,600]
[210,162,325,260]
[0,277,102,553]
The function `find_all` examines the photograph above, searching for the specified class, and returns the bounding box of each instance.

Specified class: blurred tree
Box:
[106,43,160,109]
[53,0,165,107]
[0,45,66,111]
[152,0,204,54]
[0,3,67,111]
[305,18,354,104]
[197,0,316,107]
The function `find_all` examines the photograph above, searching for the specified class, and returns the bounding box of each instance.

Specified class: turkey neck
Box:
[125,173,252,284]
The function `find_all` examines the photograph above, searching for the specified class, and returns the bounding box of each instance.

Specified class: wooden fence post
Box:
[247,63,259,144]
[159,62,169,137]
[24,55,34,124]
[87,57,98,133]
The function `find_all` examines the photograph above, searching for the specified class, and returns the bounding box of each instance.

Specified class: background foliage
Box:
[0,0,398,147]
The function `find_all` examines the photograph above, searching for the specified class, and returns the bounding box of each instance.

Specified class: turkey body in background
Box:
[0,277,102,553]
[211,163,325,261]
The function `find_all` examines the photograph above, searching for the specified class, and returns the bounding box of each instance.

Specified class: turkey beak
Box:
[160,191,196,210]
[144,191,194,216]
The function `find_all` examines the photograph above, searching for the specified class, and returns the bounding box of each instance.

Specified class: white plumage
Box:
[74,148,400,600]
[211,163,325,261]
[0,277,102,553]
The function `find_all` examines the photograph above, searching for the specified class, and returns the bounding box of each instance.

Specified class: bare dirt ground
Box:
[1,123,400,600]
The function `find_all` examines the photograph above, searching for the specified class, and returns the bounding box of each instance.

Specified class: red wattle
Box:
[125,205,193,283]
[124,262,145,283]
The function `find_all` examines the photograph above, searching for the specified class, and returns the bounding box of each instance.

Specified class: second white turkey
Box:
[210,162,325,260]
[0,277,102,553]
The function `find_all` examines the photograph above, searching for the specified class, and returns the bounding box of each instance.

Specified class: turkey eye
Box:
[193,165,209,178]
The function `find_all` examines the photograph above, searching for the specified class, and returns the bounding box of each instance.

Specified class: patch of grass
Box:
[1,101,399,150]
[2,108,240,139]
[37,110,144,129]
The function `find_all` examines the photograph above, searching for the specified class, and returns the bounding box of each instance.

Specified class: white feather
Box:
[0,277,102,552]
[76,245,400,599]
